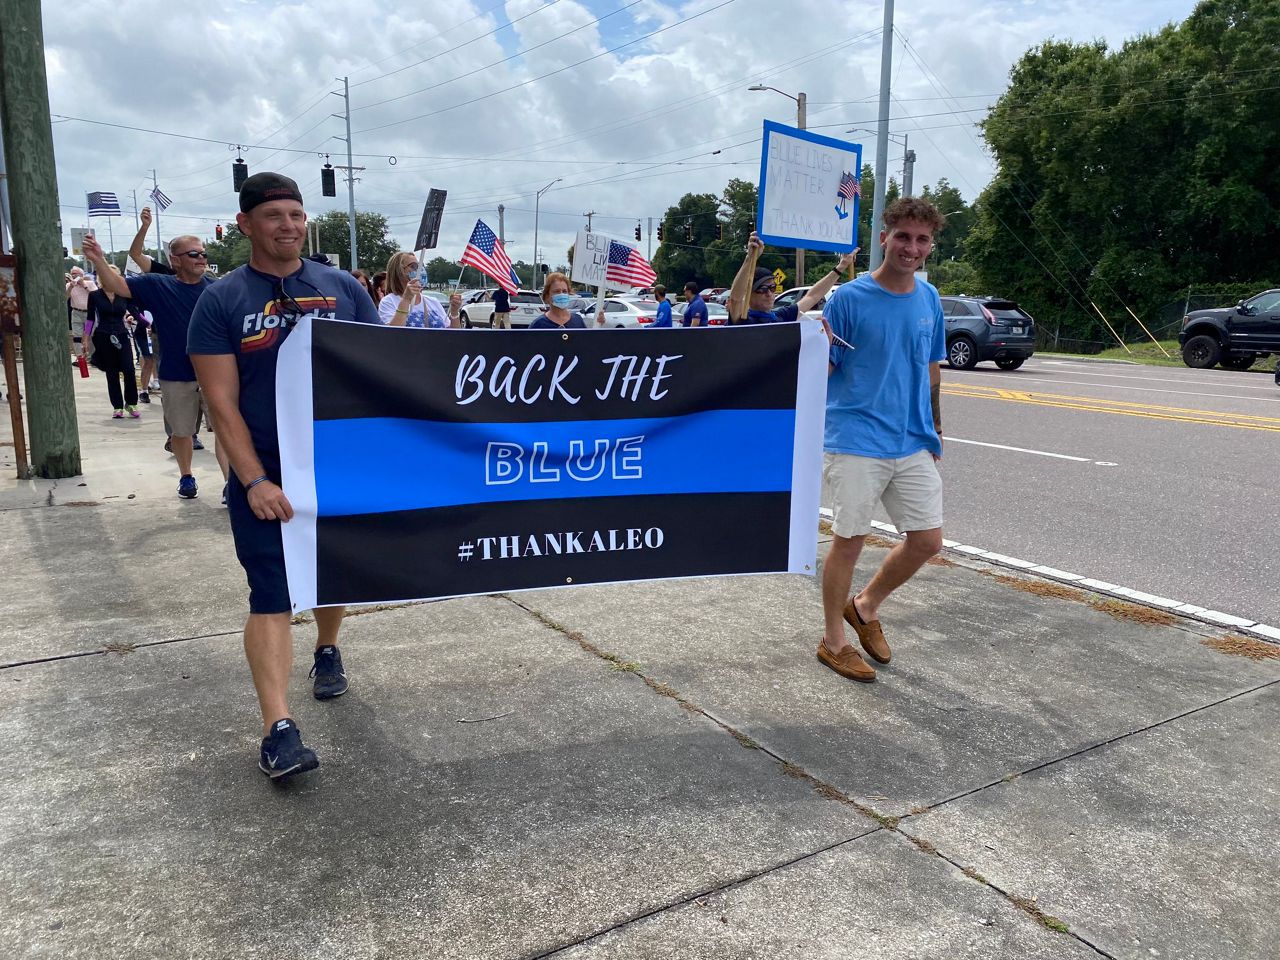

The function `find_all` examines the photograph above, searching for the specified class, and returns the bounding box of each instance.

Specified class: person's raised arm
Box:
[129,207,156,273]
[798,248,859,313]
[727,232,764,324]
[81,234,133,299]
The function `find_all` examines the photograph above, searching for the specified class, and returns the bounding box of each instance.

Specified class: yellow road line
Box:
[942,384,1280,433]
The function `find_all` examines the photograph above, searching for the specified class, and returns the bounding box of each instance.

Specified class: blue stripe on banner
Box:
[313,409,796,517]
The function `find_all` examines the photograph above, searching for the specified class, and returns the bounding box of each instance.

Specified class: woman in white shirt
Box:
[378,252,462,328]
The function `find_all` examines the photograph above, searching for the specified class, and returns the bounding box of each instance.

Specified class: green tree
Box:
[310,210,399,273]
[651,192,719,289]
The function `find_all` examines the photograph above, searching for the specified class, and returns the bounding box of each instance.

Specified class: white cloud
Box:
[39,0,1198,273]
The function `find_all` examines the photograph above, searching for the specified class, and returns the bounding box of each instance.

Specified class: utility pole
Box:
[647,216,653,260]
[0,0,81,476]
[151,169,164,264]
[583,210,596,232]
[497,203,505,245]
[869,0,894,271]
[332,77,359,271]
[902,134,915,197]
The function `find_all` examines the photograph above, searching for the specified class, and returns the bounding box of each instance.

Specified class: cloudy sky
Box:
[41,0,1195,273]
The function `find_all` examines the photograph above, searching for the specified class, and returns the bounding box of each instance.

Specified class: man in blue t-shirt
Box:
[727,232,856,325]
[188,172,380,782]
[817,198,948,685]
[681,282,708,328]
[84,230,215,499]
[651,285,673,327]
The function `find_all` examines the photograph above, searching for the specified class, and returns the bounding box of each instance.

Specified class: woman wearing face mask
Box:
[529,272,586,329]
[378,252,462,328]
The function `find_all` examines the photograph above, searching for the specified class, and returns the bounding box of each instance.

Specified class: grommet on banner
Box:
[565,577,574,583]
[561,333,569,341]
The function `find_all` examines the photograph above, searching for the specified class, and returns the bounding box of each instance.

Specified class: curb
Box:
[818,510,1280,645]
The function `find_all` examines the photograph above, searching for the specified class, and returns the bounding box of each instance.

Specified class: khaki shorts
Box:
[70,308,87,338]
[824,450,943,537]
[492,311,511,329]
[159,380,206,437]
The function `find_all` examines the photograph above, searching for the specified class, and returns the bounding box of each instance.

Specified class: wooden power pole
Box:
[0,0,81,477]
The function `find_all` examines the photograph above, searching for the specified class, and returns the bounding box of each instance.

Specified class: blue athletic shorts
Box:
[226,468,292,614]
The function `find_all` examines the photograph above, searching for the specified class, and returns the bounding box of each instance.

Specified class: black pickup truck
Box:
[1179,289,1280,370]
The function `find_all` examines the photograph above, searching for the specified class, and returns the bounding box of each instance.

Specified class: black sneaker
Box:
[259,718,319,780]
[139,391,150,404]
[310,645,349,700]
[192,435,205,451]
[221,482,229,507]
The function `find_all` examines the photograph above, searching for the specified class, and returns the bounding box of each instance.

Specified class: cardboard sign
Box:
[570,230,611,287]
[756,121,861,254]
[70,227,90,257]
[415,189,447,252]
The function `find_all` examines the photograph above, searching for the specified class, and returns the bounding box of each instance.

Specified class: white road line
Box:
[1029,364,1279,392]
[837,516,1280,647]
[948,437,1094,462]
[947,372,1280,404]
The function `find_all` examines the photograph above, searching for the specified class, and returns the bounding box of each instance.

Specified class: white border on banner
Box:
[787,319,827,573]
[276,316,319,612]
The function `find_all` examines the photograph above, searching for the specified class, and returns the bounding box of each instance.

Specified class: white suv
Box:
[459,289,546,328]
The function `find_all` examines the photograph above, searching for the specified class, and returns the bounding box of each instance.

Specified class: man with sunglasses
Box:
[188,172,379,782]
[85,231,215,499]
[727,232,855,325]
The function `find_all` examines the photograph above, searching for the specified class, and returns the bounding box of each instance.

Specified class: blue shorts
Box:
[133,327,153,358]
[226,468,292,614]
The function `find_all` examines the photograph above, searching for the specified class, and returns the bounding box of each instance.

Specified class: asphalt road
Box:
[935,355,1279,625]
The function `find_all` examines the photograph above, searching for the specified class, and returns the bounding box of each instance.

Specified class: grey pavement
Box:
[2,368,1278,959]
[938,356,1280,624]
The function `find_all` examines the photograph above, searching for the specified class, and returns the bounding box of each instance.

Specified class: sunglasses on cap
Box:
[174,250,208,260]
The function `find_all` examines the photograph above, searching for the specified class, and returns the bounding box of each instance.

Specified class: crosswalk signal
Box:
[215,224,223,241]
[321,161,336,198]
[716,223,724,241]
[683,223,692,242]
[634,223,641,242]
[657,224,664,241]
[232,158,248,193]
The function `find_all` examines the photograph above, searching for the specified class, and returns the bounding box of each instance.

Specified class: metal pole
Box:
[796,92,806,285]
[901,133,914,197]
[0,0,81,477]
[869,0,894,271]
[533,195,541,293]
[497,203,505,245]
[151,169,164,264]
[342,76,358,271]
[647,216,653,260]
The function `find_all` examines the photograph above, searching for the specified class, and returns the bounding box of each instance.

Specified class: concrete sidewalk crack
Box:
[507,596,1101,955]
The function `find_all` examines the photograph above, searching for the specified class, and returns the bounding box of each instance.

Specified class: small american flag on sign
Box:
[837,172,860,200]
[605,241,656,289]
[460,219,519,295]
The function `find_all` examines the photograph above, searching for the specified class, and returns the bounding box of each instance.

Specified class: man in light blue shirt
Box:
[651,285,673,327]
[817,198,948,684]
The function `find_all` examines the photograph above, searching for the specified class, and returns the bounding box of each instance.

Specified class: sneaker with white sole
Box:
[310,645,349,700]
[258,718,319,780]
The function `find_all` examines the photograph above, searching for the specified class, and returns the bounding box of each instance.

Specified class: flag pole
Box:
[151,169,163,264]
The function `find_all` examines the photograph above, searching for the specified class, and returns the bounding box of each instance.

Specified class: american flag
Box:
[605,240,656,288]
[149,186,173,211]
[836,172,860,201]
[87,192,121,217]
[460,219,519,294]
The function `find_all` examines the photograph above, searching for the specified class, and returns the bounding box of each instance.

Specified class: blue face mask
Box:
[406,269,422,284]
[551,293,573,309]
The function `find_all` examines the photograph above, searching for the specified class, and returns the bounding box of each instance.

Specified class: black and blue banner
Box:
[278,320,827,610]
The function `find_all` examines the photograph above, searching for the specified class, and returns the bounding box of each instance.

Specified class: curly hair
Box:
[882,197,947,236]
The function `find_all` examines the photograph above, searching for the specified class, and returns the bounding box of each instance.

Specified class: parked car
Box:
[779,284,846,315]
[459,289,545,328]
[699,287,727,301]
[940,296,1036,370]
[581,298,661,327]
[1178,289,1280,370]
[672,301,729,325]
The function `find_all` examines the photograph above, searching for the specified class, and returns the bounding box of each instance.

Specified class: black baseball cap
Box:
[239,172,304,213]
[752,267,776,291]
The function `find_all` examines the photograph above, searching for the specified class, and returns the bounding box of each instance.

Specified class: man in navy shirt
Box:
[681,282,708,327]
[189,172,379,781]
[727,232,856,324]
[84,229,214,499]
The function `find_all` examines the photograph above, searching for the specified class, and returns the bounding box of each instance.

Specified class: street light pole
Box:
[532,178,560,292]
[749,84,807,285]
[870,0,895,270]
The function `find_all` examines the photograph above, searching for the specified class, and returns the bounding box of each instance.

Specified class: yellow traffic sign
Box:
[773,268,787,289]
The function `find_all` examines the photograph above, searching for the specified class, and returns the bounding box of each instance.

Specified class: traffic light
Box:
[657,224,664,242]
[716,223,724,241]
[634,223,641,242]
[232,158,248,192]
[683,223,692,242]
[63,246,69,258]
[215,224,223,241]
[321,163,336,198]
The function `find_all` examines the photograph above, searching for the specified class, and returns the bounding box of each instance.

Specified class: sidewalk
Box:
[2,370,1277,959]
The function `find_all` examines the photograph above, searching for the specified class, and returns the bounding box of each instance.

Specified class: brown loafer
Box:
[817,642,877,683]
[844,599,891,664]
